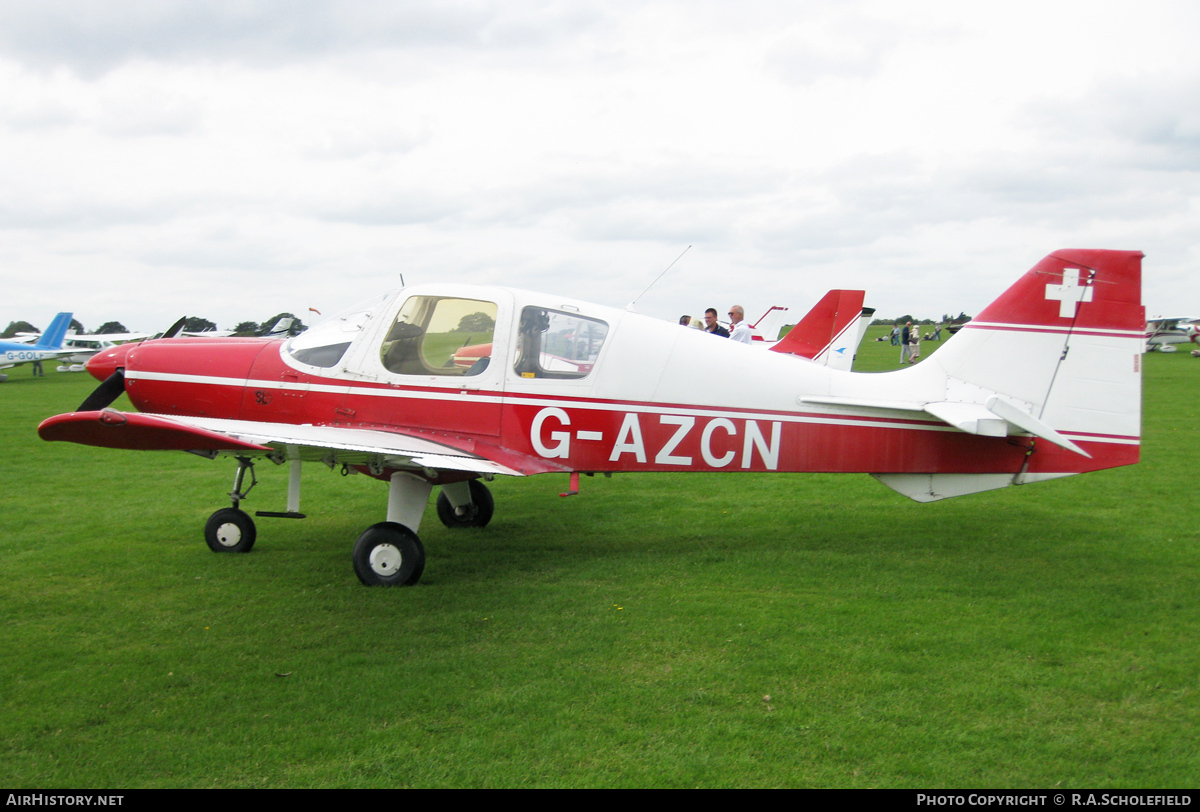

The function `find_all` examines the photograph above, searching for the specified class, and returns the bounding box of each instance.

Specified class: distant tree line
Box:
[96,322,129,334]
[183,313,307,336]
[3,312,308,338]
[2,318,87,337]
[231,313,308,336]
[1,320,38,338]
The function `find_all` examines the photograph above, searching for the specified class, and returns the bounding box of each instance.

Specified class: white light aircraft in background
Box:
[1144,317,1200,352]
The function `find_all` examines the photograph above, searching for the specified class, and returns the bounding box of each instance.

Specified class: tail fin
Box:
[36,313,73,349]
[770,290,867,370]
[873,250,1143,501]
[820,306,875,371]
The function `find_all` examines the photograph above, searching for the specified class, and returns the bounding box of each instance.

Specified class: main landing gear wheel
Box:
[204,508,257,553]
[436,480,495,528]
[353,522,425,587]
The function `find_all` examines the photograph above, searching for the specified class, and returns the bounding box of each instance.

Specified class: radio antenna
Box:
[628,245,692,310]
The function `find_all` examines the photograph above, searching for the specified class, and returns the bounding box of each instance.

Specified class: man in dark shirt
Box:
[703,308,729,337]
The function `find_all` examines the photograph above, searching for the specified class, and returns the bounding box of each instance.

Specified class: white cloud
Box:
[1,0,1198,331]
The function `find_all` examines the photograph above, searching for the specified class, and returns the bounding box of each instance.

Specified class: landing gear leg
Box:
[228,456,257,509]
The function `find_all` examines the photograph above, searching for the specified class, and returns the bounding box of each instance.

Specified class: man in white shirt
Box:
[728,305,752,344]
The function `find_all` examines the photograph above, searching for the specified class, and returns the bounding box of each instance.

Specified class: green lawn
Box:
[1,343,1197,788]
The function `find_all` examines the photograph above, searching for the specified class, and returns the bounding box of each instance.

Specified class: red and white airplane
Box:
[39,249,1144,586]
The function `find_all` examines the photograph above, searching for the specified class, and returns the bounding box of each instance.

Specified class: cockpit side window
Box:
[380,296,498,376]
[514,307,608,379]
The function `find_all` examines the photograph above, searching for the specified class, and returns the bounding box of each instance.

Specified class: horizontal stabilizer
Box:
[984,395,1089,457]
[800,394,926,413]
[801,391,1091,456]
[922,401,1008,437]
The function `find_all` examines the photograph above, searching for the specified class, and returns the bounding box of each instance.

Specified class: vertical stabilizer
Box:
[36,313,73,349]
[930,250,1143,441]
[771,290,867,369]
[874,250,1143,501]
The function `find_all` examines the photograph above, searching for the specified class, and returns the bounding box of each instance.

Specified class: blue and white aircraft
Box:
[0,312,75,381]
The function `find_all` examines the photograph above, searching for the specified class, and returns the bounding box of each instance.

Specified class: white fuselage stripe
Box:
[964,321,1144,338]
[126,369,1140,445]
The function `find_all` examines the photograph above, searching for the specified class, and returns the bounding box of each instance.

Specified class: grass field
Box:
[2,331,1198,788]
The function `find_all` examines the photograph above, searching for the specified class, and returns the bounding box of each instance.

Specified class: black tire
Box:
[204,508,257,553]
[435,480,495,528]
[352,522,425,586]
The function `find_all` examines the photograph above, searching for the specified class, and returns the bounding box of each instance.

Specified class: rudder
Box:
[36,313,73,349]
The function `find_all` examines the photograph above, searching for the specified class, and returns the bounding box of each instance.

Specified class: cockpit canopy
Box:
[285,287,613,383]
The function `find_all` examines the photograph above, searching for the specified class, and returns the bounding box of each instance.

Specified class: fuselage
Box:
[0,342,70,368]
[86,282,1136,480]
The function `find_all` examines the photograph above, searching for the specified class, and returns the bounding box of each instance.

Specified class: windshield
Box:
[285,291,395,368]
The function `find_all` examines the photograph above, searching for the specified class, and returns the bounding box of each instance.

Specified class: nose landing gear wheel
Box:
[353,522,425,586]
[204,508,257,553]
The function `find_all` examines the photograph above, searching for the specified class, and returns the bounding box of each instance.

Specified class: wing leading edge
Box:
[37,410,550,477]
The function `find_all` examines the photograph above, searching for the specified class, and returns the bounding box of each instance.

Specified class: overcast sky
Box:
[3,0,1198,333]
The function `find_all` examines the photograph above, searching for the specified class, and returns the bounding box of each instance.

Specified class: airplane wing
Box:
[81,331,153,342]
[38,410,560,477]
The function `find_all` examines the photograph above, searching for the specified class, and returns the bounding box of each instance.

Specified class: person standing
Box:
[908,322,921,363]
[703,308,729,337]
[728,305,752,344]
[900,322,911,363]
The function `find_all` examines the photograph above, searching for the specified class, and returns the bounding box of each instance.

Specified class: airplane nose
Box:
[85,343,133,382]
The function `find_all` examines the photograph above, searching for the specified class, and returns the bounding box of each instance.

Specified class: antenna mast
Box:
[628,245,692,310]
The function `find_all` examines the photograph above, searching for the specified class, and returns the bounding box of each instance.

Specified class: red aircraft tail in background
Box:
[769,289,869,370]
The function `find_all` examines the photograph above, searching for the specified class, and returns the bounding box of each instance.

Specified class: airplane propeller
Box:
[161,316,187,339]
[77,369,125,412]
